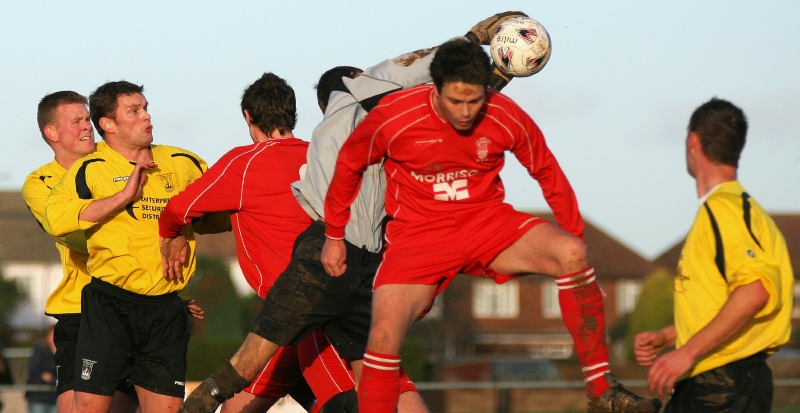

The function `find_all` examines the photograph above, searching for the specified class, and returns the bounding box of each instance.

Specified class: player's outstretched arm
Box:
[79,160,156,223]
[44,160,157,236]
[160,235,188,280]
[488,67,513,91]
[465,11,528,45]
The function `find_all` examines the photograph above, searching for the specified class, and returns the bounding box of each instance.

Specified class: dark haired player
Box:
[321,38,661,413]
[159,72,356,413]
[179,11,528,413]
[45,81,226,413]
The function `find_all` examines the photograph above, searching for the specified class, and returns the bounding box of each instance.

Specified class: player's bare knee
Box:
[367,323,394,351]
[554,235,588,274]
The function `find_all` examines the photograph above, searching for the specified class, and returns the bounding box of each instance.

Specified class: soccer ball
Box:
[489,17,552,77]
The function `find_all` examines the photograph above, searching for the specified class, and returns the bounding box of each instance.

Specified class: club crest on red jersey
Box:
[476,137,491,162]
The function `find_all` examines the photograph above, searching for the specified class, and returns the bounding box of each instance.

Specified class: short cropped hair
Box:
[241,73,297,136]
[89,81,145,139]
[37,91,87,142]
[689,98,748,167]
[429,39,492,92]
[315,66,362,113]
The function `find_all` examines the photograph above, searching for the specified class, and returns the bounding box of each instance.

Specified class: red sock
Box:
[358,350,401,413]
[556,266,610,398]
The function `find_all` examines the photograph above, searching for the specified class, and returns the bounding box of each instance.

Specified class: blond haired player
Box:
[23,90,141,413]
[44,81,222,413]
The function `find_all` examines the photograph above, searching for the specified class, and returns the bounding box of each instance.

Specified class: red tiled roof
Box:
[654,214,799,278]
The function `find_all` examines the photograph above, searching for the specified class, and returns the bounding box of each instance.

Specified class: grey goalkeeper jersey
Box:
[291,45,438,252]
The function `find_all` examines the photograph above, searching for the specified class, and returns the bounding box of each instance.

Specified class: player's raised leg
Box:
[490,222,661,413]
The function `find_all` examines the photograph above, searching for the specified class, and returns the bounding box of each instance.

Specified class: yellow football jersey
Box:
[23,159,91,315]
[675,181,794,377]
[45,142,209,295]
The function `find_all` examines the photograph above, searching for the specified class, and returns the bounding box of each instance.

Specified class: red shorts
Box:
[244,329,355,406]
[377,203,544,295]
[398,367,419,394]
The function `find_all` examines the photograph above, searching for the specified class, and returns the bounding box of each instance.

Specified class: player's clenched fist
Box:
[321,238,347,277]
[634,331,667,367]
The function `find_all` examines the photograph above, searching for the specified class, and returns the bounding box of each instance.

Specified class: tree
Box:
[183,255,245,339]
[183,255,248,379]
[624,266,675,361]
[0,266,25,346]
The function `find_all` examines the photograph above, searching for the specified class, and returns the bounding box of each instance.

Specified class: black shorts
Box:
[53,314,136,396]
[666,353,773,413]
[74,278,189,398]
[53,314,80,395]
[252,220,376,360]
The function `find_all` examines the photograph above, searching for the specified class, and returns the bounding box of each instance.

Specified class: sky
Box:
[1,1,798,260]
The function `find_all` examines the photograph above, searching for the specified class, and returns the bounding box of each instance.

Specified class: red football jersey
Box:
[325,84,584,239]
[160,138,312,298]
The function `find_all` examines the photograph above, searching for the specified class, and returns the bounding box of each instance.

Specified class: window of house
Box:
[615,280,643,317]
[541,280,561,319]
[472,279,519,318]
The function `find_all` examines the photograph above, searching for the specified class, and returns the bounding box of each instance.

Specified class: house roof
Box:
[0,191,60,263]
[654,214,800,278]
[0,190,237,264]
[524,211,656,280]
[1,189,794,282]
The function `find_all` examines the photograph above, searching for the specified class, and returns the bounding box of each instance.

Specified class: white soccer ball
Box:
[489,17,552,77]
